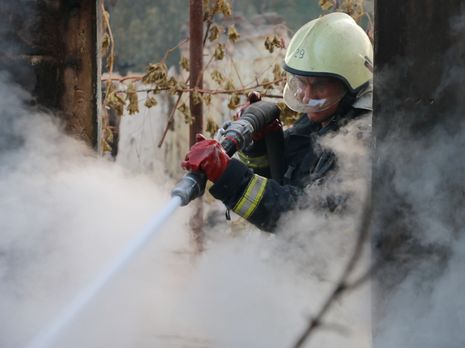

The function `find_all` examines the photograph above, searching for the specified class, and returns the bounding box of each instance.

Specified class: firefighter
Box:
[182,12,373,231]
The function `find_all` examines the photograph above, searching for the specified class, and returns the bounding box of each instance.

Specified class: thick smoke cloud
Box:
[176,113,373,348]
[0,67,373,348]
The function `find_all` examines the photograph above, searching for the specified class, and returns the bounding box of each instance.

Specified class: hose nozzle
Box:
[171,172,207,206]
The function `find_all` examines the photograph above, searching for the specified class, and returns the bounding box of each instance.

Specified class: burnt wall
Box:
[373,0,465,343]
[0,0,100,147]
[0,1,63,108]
[374,0,465,135]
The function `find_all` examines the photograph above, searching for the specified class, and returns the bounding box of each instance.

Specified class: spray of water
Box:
[25,196,182,348]
[0,72,194,348]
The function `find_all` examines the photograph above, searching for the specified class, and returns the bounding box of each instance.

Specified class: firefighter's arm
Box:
[210,158,301,232]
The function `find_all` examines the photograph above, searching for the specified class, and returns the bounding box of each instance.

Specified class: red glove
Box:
[181,134,230,182]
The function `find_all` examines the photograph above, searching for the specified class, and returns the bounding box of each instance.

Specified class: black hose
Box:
[264,127,285,183]
[241,101,280,131]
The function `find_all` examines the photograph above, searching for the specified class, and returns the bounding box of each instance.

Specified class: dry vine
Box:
[101,0,291,151]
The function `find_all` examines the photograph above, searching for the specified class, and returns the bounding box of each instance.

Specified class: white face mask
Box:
[284,73,347,114]
[306,96,327,108]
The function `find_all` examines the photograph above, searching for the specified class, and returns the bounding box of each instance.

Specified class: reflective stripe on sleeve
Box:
[237,151,269,169]
[233,174,268,219]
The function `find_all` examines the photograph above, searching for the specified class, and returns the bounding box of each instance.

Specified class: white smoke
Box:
[0,68,372,348]
[375,236,465,348]
[177,114,373,348]
[0,72,194,348]
[372,119,465,348]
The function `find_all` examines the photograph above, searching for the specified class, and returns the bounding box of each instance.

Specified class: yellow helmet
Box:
[283,12,373,94]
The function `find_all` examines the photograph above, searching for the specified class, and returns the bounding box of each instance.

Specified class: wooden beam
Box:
[61,0,100,147]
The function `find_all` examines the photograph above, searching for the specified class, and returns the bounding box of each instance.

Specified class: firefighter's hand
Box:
[181,134,230,182]
[234,91,262,120]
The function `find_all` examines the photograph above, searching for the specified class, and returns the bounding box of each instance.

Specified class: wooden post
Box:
[189,0,204,251]
[61,0,100,148]
[189,0,204,145]
[0,1,100,148]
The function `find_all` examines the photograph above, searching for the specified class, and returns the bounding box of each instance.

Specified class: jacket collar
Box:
[352,83,373,111]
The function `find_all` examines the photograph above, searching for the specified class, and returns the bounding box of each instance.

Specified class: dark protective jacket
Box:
[209,90,372,232]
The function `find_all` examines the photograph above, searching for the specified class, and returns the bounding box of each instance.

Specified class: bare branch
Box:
[134,77,284,96]
[102,74,143,82]
[160,38,189,64]
[157,89,185,148]
[292,193,373,348]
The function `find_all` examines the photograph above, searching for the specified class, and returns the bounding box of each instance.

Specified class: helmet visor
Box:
[283,73,347,114]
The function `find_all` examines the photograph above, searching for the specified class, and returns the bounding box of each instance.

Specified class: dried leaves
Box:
[177,102,193,124]
[273,63,285,85]
[227,93,240,109]
[144,96,158,108]
[180,56,189,71]
[276,101,299,126]
[227,25,240,43]
[126,83,139,115]
[209,24,222,41]
[340,0,365,21]
[101,8,113,62]
[204,0,232,21]
[320,0,366,22]
[213,43,225,60]
[218,0,232,16]
[142,63,168,85]
[206,117,219,136]
[101,32,111,56]
[106,86,125,116]
[264,35,283,53]
[103,0,291,142]
[211,70,225,85]
[319,0,335,11]
[192,89,202,105]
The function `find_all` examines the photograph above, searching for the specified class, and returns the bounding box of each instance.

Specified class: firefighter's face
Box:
[286,75,346,123]
[296,76,346,123]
